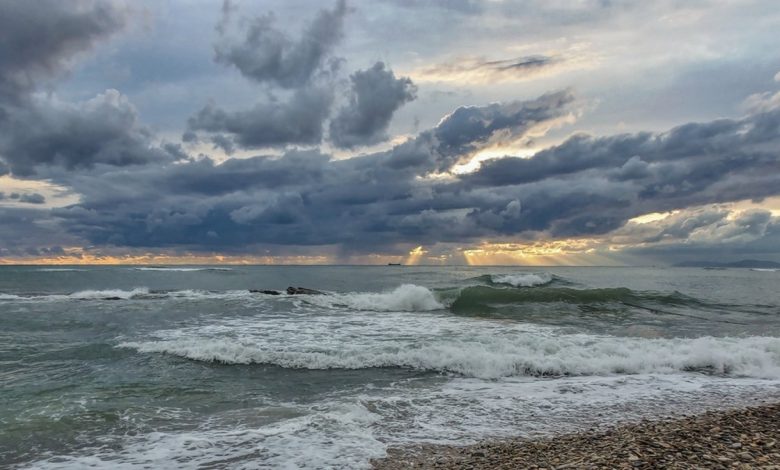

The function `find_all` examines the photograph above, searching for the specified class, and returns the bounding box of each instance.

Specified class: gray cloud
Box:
[329,62,417,148]
[0,1,180,179]
[456,104,780,238]
[0,0,127,103]
[41,90,575,251]
[7,84,780,261]
[188,86,333,148]
[1,90,176,177]
[434,89,575,165]
[389,0,484,14]
[19,193,46,204]
[214,0,348,88]
[610,207,780,263]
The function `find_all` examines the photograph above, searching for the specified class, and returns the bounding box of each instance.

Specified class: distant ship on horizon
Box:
[387,262,402,266]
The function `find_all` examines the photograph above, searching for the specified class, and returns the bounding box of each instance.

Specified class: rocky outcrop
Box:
[249,287,326,295]
[249,289,282,295]
[286,286,325,295]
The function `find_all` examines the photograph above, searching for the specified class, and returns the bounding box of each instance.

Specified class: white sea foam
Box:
[22,402,385,470]
[69,288,150,300]
[751,268,778,272]
[35,268,86,272]
[304,284,444,312]
[20,375,780,470]
[0,288,263,302]
[120,329,780,379]
[0,293,24,300]
[22,277,780,470]
[491,272,553,287]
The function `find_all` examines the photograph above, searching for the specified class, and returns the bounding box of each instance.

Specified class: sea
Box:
[1,265,780,469]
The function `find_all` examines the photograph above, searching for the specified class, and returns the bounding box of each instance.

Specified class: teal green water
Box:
[1,266,779,468]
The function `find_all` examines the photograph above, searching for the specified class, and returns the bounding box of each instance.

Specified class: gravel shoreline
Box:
[372,402,780,469]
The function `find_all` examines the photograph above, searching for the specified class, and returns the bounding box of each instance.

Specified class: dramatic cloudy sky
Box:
[1,0,779,265]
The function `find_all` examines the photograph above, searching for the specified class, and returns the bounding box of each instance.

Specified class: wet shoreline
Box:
[372,401,780,469]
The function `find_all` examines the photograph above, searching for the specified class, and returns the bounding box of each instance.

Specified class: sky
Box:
[1,0,779,265]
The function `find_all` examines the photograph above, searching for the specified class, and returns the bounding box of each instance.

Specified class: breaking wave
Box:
[448,285,705,314]
[0,282,729,319]
[119,334,780,380]
[0,288,254,302]
[69,288,151,300]
[35,268,86,272]
[489,272,554,287]
[303,284,444,312]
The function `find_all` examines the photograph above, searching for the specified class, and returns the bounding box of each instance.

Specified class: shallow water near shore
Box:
[1,265,780,468]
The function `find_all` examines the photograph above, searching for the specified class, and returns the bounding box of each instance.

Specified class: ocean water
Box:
[1,265,780,469]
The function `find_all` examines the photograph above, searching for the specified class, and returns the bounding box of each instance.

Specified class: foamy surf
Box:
[35,268,86,272]
[20,402,386,470]
[119,332,780,379]
[0,288,261,302]
[303,284,444,312]
[69,288,151,300]
[6,265,780,470]
[0,288,151,301]
[490,272,554,287]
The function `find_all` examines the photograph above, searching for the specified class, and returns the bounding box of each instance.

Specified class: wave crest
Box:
[304,284,443,312]
[69,288,150,299]
[490,272,553,287]
[119,334,780,379]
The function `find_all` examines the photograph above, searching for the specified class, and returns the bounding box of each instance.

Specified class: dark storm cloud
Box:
[466,110,780,188]
[210,134,236,155]
[187,86,333,148]
[0,0,128,103]
[612,208,780,263]
[434,89,575,163]
[186,2,353,150]
[47,90,577,251]
[214,0,348,88]
[0,206,81,254]
[0,1,179,178]
[35,89,592,250]
[19,193,46,204]
[456,105,780,238]
[1,90,176,177]
[6,67,780,259]
[329,62,417,148]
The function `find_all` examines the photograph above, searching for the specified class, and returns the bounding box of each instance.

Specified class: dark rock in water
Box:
[249,287,325,295]
[286,286,325,295]
[102,297,123,301]
[249,289,282,295]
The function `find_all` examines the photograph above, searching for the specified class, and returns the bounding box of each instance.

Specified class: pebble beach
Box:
[373,402,780,469]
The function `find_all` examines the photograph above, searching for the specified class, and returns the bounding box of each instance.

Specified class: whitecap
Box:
[119,332,780,380]
[490,272,553,287]
[69,288,150,300]
[304,284,444,312]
